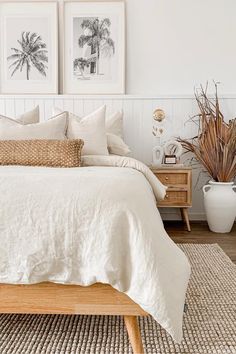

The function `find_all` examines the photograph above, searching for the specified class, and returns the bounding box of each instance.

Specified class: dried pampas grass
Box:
[178,83,236,182]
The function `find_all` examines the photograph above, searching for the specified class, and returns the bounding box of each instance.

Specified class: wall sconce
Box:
[153,108,165,122]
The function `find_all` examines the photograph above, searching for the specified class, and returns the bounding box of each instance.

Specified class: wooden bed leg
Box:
[124,315,144,354]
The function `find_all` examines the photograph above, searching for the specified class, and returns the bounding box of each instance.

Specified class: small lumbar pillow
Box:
[53,105,108,156]
[0,106,40,126]
[0,112,67,140]
[0,139,84,168]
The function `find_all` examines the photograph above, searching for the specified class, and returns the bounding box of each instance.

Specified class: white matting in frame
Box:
[0,2,58,94]
[64,1,125,94]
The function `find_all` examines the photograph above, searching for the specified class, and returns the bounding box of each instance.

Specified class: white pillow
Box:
[107,133,131,156]
[0,106,40,127]
[105,111,123,138]
[105,111,130,155]
[0,112,67,140]
[53,106,130,156]
[53,106,108,156]
[16,106,40,124]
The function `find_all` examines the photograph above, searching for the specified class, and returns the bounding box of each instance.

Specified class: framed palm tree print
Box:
[0,2,58,94]
[64,1,125,94]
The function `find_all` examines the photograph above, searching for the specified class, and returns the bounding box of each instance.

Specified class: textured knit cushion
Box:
[0,139,84,168]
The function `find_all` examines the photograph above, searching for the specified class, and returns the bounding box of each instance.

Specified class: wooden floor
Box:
[165,221,236,264]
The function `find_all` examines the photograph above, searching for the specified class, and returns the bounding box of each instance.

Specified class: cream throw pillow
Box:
[0,106,40,126]
[52,107,130,156]
[0,112,67,140]
[105,111,130,155]
[53,106,108,156]
[105,110,123,138]
[107,133,131,156]
[16,106,40,124]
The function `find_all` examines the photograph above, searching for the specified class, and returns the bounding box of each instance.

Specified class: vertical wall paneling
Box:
[63,99,74,114]
[53,98,64,113]
[73,99,84,117]
[5,99,15,117]
[0,99,5,116]
[44,100,54,120]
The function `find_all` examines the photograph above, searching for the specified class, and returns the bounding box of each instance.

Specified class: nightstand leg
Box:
[181,208,191,232]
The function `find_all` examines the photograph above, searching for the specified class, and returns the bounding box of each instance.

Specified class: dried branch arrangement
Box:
[178,83,236,182]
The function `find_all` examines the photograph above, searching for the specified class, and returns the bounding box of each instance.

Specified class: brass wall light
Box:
[153,108,165,122]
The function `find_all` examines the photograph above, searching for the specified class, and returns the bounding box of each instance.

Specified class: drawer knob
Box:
[165,176,169,181]
[166,194,169,199]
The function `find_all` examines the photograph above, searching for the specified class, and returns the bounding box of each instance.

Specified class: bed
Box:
[0,155,191,353]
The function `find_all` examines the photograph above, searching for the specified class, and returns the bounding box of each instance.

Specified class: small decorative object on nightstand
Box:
[151,166,192,231]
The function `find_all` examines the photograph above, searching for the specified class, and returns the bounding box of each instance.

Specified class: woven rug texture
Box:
[0,244,235,354]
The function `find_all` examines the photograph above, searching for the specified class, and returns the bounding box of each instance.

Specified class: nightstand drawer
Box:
[151,166,192,231]
[158,190,188,206]
[156,172,188,185]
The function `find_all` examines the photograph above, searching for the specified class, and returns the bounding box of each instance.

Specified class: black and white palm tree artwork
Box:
[74,17,115,80]
[7,31,48,80]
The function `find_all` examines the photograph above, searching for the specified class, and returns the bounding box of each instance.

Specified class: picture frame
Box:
[0,2,58,94]
[164,155,177,165]
[63,1,125,94]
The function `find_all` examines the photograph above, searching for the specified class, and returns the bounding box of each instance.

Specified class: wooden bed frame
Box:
[0,282,147,353]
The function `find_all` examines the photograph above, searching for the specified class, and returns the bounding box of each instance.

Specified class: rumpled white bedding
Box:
[0,155,190,342]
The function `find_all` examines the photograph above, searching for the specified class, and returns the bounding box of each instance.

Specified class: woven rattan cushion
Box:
[0,139,84,168]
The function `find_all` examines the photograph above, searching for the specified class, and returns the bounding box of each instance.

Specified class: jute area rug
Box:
[0,244,235,354]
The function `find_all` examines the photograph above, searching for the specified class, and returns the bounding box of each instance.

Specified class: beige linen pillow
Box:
[16,106,40,124]
[0,106,40,126]
[53,105,108,155]
[0,112,67,140]
[52,107,130,156]
[105,110,123,138]
[0,139,84,168]
[107,133,131,156]
[105,111,130,156]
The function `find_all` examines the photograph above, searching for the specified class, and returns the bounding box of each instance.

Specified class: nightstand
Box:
[151,167,192,231]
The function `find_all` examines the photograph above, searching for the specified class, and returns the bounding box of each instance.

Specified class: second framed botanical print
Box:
[0,2,58,94]
[64,1,125,94]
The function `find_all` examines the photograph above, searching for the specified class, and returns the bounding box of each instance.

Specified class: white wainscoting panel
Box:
[0,94,235,220]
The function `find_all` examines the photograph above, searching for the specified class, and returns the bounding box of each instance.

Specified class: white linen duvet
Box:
[0,155,190,342]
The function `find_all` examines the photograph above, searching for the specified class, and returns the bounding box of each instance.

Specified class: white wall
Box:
[3,0,236,95]
[126,0,236,94]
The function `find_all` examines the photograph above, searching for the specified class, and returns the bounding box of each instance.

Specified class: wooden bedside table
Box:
[150,167,192,231]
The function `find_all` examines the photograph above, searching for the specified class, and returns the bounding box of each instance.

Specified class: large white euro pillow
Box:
[0,112,67,140]
[53,105,108,156]
[52,106,130,156]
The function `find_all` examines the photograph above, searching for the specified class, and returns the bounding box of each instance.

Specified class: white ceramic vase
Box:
[203,181,236,233]
[152,145,163,167]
